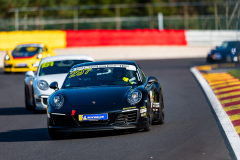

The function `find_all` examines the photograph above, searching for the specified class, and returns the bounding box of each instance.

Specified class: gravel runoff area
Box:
[0,46,211,67]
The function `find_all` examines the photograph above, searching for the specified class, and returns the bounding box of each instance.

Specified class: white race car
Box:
[24,55,94,113]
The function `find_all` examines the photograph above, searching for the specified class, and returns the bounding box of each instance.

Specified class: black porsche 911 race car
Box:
[47,61,164,139]
[206,41,240,63]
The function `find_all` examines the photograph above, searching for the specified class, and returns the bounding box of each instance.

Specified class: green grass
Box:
[228,69,240,79]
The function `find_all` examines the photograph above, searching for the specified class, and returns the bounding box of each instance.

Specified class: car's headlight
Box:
[127,89,142,105]
[37,80,49,90]
[4,55,10,60]
[51,94,64,109]
[37,54,42,59]
[32,61,39,67]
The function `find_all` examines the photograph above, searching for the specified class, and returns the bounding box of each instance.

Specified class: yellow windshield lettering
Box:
[41,62,54,68]
[68,68,92,78]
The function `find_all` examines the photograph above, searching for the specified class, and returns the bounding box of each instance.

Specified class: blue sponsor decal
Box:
[79,114,108,121]
[214,53,222,60]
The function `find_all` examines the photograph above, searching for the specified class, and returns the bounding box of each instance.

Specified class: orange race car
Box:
[3,43,56,73]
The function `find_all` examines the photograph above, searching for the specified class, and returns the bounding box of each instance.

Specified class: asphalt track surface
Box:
[0,58,235,160]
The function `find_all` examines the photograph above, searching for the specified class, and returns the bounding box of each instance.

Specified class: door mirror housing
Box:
[147,76,158,84]
[49,82,59,91]
[25,71,35,77]
[216,46,219,49]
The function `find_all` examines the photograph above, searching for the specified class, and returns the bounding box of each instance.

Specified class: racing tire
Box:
[206,58,213,63]
[32,87,40,114]
[25,86,32,111]
[155,92,164,124]
[144,97,151,131]
[48,129,66,139]
[4,71,10,74]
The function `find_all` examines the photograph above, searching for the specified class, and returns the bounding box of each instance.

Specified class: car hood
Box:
[211,49,232,55]
[62,86,132,106]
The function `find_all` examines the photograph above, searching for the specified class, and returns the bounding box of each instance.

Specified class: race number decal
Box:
[68,68,92,78]
[41,61,54,68]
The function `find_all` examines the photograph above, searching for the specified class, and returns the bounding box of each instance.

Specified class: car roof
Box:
[73,60,136,68]
[40,55,95,63]
[16,43,44,47]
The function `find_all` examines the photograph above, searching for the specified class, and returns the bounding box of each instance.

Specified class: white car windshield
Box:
[39,60,92,76]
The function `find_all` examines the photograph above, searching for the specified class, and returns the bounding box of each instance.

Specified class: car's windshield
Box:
[221,42,240,49]
[12,46,43,57]
[63,64,142,88]
[39,60,92,76]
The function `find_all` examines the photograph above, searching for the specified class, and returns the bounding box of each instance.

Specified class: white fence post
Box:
[158,12,164,30]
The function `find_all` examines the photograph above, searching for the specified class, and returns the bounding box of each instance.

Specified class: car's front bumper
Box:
[48,110,148,132]
[4,60,40,72]
[48,122,146,132]
[34,95,49,110]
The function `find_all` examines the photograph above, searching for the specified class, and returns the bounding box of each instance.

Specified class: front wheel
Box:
[155,92,164,124]
[48,129,66,139]
[25,86,32,111]
[144,97,151,131]
[32,87,40,114]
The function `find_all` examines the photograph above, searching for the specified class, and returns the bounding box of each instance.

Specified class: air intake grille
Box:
[115,110,138,125]
[14,66,29,68]
[52,115,77,126]
[42,98,48,105]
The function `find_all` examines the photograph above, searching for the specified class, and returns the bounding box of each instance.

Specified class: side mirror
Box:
[216,46,219,49]
[49,82,59,90]
[147,76,158,84]
[25,71,35,77]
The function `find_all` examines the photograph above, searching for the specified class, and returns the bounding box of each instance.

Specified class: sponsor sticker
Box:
[79,114,108,121]
[71,64,137,73]
[123,106,136,110]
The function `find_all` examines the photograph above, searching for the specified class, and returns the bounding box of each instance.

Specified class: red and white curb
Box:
[190,67,240,159]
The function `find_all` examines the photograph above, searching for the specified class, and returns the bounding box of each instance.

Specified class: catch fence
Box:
[0,1,239,31]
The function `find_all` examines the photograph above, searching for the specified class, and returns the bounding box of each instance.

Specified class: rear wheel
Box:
[4,71,10,74]
[48,129,66,139]
[24,86,32,111]
[144,97,151,131]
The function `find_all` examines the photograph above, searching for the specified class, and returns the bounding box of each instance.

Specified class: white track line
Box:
[190,67,240,160]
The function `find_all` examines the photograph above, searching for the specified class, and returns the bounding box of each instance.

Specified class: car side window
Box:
[137,64,146,83]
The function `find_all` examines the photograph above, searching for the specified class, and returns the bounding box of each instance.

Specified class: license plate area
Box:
[16,63,27,67]
[79,114,108,121]
[213,53,222,60]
